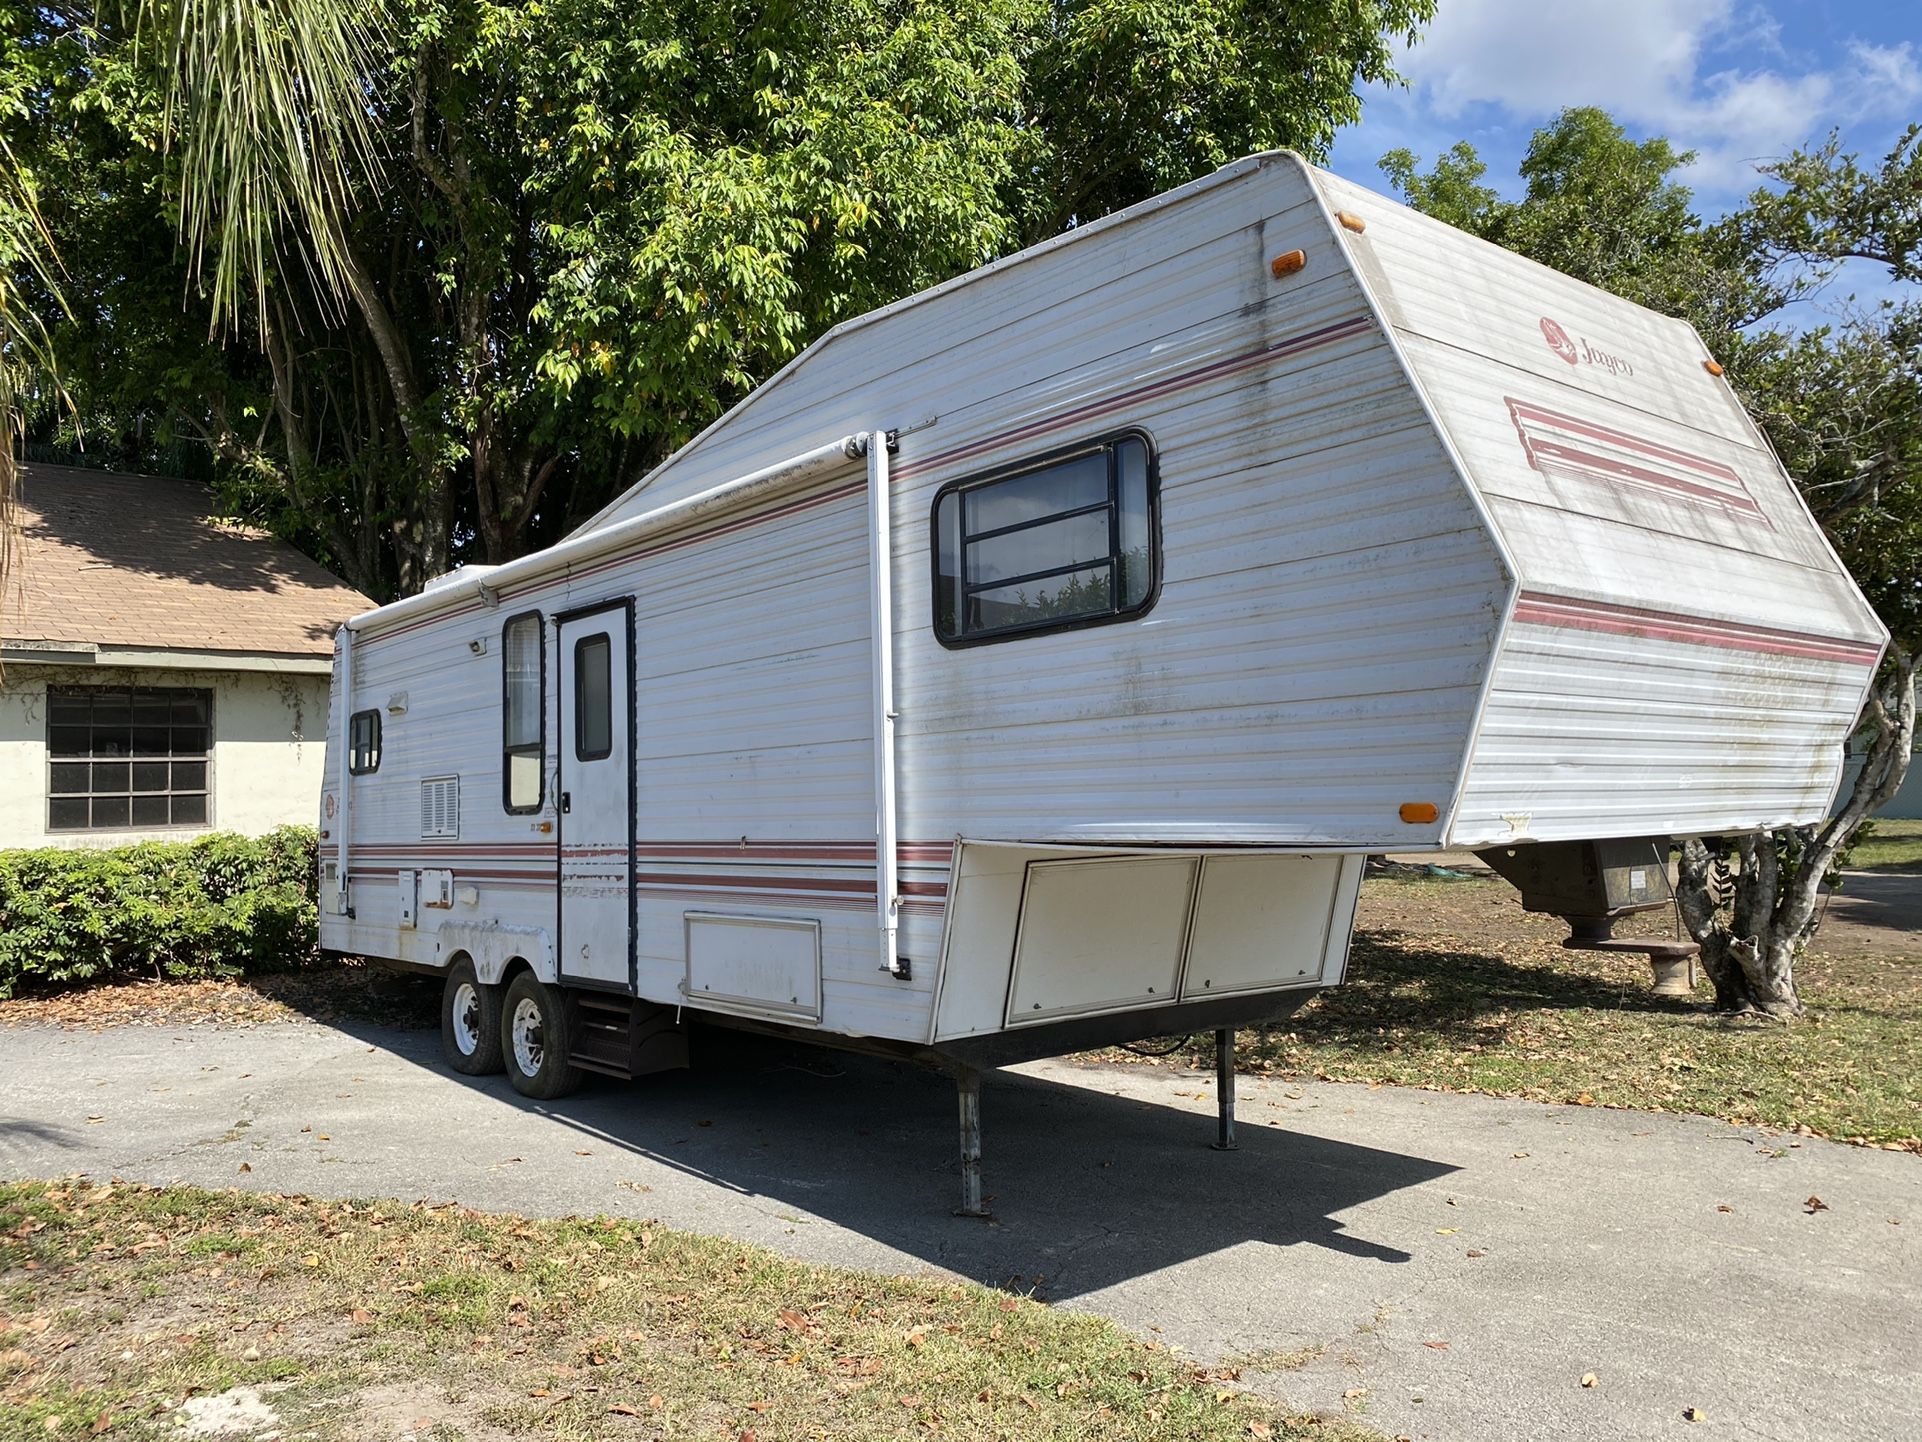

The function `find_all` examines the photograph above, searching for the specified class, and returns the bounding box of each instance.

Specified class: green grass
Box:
[1104,875,1920,1149]
[1847,819,1922,872]
[0,1182,1384,1442]
[1238,878,1922,1148]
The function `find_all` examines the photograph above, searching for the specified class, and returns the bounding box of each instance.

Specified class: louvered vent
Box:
[420,776,459,839]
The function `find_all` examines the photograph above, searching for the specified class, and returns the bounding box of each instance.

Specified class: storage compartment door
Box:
[684,913,822,1023]
[1179,854,1344,998]
[1005,856,1198,1025]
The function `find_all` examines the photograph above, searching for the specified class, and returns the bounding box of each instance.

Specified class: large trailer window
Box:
[502,612,544,813]
[931,431,1157,645]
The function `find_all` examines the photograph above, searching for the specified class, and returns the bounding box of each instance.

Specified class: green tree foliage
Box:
[1382,110,1920,1017]
[0,0,388,611]
[0,8,74,600]
[8,0,1435,598]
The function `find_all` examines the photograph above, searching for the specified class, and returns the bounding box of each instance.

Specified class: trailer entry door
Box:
[556,601,635,990]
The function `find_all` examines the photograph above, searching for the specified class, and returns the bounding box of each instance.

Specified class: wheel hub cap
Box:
[451,982,481,1055]
[512,996,545,1075]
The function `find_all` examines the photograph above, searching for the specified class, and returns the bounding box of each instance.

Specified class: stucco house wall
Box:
[1,463,369,850]
[0,663,332,847]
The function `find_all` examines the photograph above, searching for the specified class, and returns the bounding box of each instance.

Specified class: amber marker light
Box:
[1703,359,1725,376]
[1335,211,1367,233]
[1399,802,1440,824]
[1270,248,1307,278]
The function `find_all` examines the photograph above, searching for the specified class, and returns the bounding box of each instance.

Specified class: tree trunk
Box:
[1674,647,1916,1020]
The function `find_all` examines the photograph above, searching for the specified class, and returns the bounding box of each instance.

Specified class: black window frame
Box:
[45,683,214,833]
[929,428,1161,648]
[572,633,613,762]
[348,708,382,774]
[501,609,546,814]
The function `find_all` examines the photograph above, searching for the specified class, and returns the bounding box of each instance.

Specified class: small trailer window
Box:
[502,611,544,812]
[348,709,382,774]
[932,432,1157,645]
[574,635,613,760]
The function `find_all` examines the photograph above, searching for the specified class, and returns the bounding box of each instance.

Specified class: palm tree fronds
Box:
[133,0,387,335]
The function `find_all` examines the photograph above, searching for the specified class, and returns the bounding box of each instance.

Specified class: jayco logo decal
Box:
[1540,316,1633,377]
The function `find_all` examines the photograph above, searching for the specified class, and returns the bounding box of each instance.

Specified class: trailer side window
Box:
[348,709,381,775]
[931,432,1158,645]
[574,635,613,761]
[502,612,544,813]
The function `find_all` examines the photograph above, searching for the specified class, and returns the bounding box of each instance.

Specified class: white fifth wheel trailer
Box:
[319,152,1886,1212]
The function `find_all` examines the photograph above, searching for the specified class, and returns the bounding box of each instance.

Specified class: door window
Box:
[574,634,612,761]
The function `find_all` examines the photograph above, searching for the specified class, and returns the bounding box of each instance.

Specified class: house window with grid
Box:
[46,685,212,831]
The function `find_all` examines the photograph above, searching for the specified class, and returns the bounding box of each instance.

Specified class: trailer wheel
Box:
[501,973,584,1099]
[440,960,504,1076]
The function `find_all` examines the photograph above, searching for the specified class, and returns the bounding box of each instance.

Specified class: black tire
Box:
[440,959,504,1075]
[501,972,584,1100]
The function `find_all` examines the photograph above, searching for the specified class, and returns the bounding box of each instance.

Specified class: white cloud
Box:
[1843,40,1922,114]
[1398,0,1730,125]
[1382,0,1917,201]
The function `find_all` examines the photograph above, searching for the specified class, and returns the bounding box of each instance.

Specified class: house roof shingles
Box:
[3,464,371,658]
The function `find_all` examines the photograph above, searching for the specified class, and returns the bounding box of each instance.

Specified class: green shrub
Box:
[0,826,319,997]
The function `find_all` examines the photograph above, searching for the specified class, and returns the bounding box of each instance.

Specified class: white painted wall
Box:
[0,663,329,848]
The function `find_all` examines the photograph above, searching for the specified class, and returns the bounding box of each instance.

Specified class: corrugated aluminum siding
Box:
[594,154,1511,849]
[1311,168,1888,843]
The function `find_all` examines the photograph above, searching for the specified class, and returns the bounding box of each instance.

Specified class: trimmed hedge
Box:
[0,826,320,997]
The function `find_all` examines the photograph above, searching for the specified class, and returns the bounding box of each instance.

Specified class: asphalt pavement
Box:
[1,1016,1915,1441]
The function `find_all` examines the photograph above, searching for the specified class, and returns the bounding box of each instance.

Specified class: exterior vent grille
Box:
[420,776,459,839]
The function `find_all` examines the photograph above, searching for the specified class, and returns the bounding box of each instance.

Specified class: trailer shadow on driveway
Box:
[306,1012,1457,1304]
[13,1008,1917,1442]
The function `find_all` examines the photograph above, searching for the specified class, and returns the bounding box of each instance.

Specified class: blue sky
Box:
[1330,0,1919,214]
[1326,0,1920,321]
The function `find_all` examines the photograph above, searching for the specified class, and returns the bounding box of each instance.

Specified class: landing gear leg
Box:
[1211,1027,1238,1151]
[955,1066,988,1217]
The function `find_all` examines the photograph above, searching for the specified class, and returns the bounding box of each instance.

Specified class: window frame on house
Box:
[501,610,546,814]
[929,429,1161,648]
[348,708,382,774]
[45,683,214,833]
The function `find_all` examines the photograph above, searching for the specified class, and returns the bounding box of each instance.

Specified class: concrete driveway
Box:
[1,1016,1915,1442]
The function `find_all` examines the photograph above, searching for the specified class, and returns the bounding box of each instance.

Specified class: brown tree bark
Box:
[1675,647,1917,1018]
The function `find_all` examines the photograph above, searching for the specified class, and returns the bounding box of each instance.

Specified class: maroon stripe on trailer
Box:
[350,844,550,858]
[354,316,1375,649]
[1527,439,1768,517]
[1505,397,1772,527]
[636,871,877,895]
[639,889,874,912]
[894,315,1377,481]
[1512,592,1885,666]
[350,841,955,864]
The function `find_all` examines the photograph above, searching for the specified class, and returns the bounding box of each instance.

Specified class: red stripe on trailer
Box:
[1512,592,1885,665]
[894,315,1377,481]
[1505,397,1772,527]
[349,840,954,864]
[352,315,1377,649]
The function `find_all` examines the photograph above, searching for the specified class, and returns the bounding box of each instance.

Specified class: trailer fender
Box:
[434,923,557,986]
